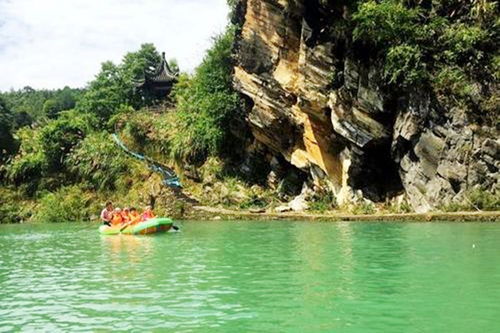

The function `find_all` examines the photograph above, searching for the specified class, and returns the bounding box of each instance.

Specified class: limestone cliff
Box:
[232,0,498,212]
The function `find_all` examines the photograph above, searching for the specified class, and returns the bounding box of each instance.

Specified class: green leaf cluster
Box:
[4,127,46,187]
[40,110,95,171]
[353,0,421,48]
[3,110,96,192]
[0,188,34,223]
[384,44,426,88]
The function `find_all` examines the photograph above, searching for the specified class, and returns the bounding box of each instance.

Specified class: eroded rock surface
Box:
[232,0,498,212]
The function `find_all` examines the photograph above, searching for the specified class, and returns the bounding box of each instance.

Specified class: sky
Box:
[0,0,230,91]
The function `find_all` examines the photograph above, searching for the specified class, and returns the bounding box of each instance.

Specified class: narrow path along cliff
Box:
[190,206,500,222]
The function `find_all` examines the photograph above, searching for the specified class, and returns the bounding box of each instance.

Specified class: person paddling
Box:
[100,201,113,226]
[118,207,142,232]
[121,207,131,223]
[129,207,141,225]
[111,208,124,225]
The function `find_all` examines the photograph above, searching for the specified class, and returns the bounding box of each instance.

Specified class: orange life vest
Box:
[111,213,124,225]
[129,212,141,224]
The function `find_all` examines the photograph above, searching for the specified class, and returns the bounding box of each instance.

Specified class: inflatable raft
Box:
[99,217,173,235]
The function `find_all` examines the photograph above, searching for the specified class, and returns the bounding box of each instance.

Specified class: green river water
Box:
[1,221,499,332]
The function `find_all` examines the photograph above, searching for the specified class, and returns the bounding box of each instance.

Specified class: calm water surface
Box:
[1,221,499,332]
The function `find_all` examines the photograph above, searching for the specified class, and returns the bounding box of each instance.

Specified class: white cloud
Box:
[0,0,230,91]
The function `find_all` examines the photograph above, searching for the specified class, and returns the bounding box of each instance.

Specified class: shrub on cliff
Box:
[351,0,498,118]
[468,189,500,211]
[432,66,476,103]
[384,44,426,87]
[353,0,420,49]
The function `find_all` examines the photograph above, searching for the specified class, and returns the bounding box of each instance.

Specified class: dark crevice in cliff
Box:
[348,142,404,202]
[273,154,309,197]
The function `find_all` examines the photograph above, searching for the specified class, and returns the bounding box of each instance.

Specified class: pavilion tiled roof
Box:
[148,52,177,83]
[135,52,178,89]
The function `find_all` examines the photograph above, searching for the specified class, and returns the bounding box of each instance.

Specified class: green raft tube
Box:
[99,217,173,235]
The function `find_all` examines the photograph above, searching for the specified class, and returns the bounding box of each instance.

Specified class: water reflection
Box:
[100,234,154,264]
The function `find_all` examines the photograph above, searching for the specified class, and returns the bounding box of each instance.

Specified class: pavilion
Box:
[136,52,178,99]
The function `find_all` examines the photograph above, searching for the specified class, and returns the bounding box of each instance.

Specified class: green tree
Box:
[33,185,95,222]
[13,111,33,128]
[121,43,163,108]
[169,26,241,162]
[3,127,47,195]
[0,97,17,162]
[43,99,60,119]
[385,44,427,87]
[76,61,126,122]
[353,0,421,49]
[56,86,80,111]
[1,86,53,121]
[40,110,95,171]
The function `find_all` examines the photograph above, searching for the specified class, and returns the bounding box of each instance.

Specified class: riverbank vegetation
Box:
[0,0,498,223]
[0,21,246,223]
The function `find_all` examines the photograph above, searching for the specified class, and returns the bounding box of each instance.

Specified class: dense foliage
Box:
[350,0,498,122]
[33,186,97,223]
[4,127,46,190]
[40,110,95,171]
[167,27,241,162]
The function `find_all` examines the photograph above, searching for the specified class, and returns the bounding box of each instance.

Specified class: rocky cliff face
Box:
[232,0,498,212]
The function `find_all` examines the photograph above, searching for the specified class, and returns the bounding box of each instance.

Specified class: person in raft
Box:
[100,201,114,226]
[129,208,142,225]
[141,205,156,221]
[121,207,131,223]
[111,208,124,225]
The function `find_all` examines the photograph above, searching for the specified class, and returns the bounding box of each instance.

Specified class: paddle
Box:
[120,220,134,232]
